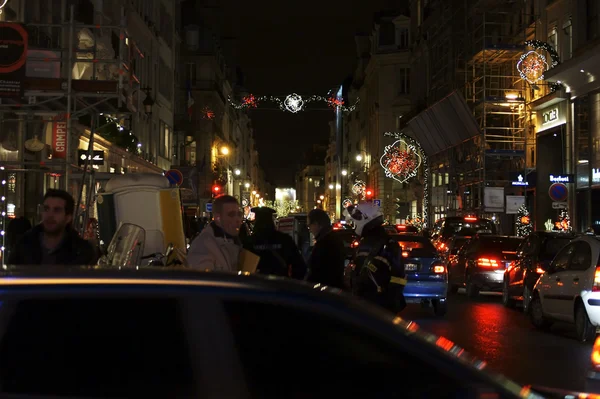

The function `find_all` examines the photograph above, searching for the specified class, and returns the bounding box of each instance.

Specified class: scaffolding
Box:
[0,4,133,234]
[463,0,536,210]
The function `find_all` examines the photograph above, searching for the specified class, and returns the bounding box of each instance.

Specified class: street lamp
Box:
[319,195,324,200]
[220,146,230,155]
[356,154,363,162]
[245,182,250,188]
[341,169,348,176]
[328,184,334,189]
[142,89,155,116]
[234,169,241,176]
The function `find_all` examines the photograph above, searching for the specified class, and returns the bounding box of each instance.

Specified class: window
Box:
[159,121,172,158]
[223,301,468,398]
[158,57,173,102]
[587,0,599,41]
[0,298,195,397]
[551,244,574,272]
[547,27,558,55]
[185,62,196,86]
[397,27,409,48]
[569,241,592,271]
[378,21,395,46]
[398,67,410,94]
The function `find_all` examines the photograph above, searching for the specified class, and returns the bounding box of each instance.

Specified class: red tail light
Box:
[402,251,409,258]
[535,266,545,274]
[396,224,406,230]
[432,263,446,274]
[593,266,600,292]
[351,240,360,248]
[464,216,478,222]
[477,258,499,268]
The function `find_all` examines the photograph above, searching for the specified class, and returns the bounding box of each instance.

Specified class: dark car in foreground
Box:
[0,266,579,398]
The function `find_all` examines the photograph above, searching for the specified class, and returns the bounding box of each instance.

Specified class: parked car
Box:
[431,215,497,252]
[0,266,571,398]
[449,234,523,297]
[503,231,577,312]
[531,235,600,342]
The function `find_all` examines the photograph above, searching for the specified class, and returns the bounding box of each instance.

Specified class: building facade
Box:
[344,10,414,223]
[0,0,174,230]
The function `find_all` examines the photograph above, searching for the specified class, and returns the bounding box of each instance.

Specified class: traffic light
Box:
[365,189,373,199]
[212,185,221,197]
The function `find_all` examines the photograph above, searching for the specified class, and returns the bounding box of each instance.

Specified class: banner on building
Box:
[0,23,28,98]
[484,187,505,213]
[52,116,68,159]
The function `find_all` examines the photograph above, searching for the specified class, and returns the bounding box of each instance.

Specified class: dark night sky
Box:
[221,1,394,186]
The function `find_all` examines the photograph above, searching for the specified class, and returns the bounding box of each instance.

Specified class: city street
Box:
[401,290,592,393]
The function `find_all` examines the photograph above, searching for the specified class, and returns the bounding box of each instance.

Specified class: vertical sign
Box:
[0,23,28,98]
[52,115,67,159]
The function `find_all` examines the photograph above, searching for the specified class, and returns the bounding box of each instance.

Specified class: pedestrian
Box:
[8,189,97,265]
[305,208,345,288]
[344,202,407,313]
[186,195,243,271]
[243,207,307,279]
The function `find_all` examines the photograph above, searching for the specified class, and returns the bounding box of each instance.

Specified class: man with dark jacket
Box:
[306,209,345,288]
[8,189,97,265]
[243,207,307,279]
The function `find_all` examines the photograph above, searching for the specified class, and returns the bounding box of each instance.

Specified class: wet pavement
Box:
[401,290,593,392]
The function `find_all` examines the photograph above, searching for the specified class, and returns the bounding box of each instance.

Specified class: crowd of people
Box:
[5,190,407,313]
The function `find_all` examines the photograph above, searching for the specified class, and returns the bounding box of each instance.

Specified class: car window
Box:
[569,241,592,271]
[551,244,575,272]
[0,297,195,397]
[540,237,573,260]
[477,237,523,252]
[223,301,478,399]
[450,238,469,255]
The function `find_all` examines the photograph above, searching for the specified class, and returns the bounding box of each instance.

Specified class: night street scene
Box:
[3,0,600,397]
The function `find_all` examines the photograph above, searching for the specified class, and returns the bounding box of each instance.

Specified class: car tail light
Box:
[477,258,499,268]
[437,242,447,251]
[592,335,600,369]
[402,251,409,258]
[396,224,406,231]
[593,266,600,292]
[535,266,545,274]
[351,240,360,248]
[432,263,446,274]
[464,216,478,222]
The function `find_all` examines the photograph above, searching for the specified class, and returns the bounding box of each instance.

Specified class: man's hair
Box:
[43,189,75,215]
[308,209,331,228]
[212,195,239,215]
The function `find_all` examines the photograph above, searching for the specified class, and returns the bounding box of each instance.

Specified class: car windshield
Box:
[442,219,496,237]
[479,237,523,253]
[450,238,469,254]
[393,237,437,258]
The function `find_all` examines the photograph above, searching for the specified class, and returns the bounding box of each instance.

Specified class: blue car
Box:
[390,234,448,317]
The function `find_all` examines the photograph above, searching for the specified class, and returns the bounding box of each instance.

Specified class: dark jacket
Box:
[243,229,307,279]
[8,224,98,266]
[307,226,345,289]
[352,221,406,312]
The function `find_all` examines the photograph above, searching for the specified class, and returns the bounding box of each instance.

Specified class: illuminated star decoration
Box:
[523,39,562,92]
[380,140,422,184]
[383,132,429,226]
[342,198,354,208]
[352,180,366,199]
[517,50,549,84]
[283,93,304,113]
[228,91,359,113]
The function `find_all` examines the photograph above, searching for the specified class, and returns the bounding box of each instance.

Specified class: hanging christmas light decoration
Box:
[521,40,562,92]
[201,106,215,120]
[556,209,571,232]
[517,50,549,84]
[383,132,429,227]
[342,198,353,208]
[352,180,366,199]
[380,140,422,183]
[228,91,359,113]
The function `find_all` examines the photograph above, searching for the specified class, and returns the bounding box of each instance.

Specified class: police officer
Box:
[344,202,407,313]
[243,207,307,279]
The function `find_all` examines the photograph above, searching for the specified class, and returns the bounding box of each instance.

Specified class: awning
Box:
[403,91,480,156]
[544,41,600,97]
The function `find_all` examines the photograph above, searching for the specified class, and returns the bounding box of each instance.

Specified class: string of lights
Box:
[98,113,142,154]
[383,132,429,227]
[228,92,360,113]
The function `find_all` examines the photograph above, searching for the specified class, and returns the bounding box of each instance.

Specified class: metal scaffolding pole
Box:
[63,4,75,191]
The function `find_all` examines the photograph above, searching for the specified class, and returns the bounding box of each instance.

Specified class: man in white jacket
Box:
[187,195,243,272]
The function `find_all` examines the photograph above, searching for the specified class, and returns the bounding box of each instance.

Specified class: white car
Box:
[530,235,600,342]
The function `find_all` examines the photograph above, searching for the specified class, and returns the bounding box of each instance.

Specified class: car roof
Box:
[0,266,535,397]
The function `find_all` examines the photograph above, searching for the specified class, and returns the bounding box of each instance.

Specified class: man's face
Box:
[215,202,243,236]
[308,219,321,237]
[42,197,72,235]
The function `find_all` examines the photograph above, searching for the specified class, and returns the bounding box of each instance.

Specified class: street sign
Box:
[552,202,568,209]
[549,183,568,202]
[77,150,105,166]
[205,202,213,213]
[165,169,183,186]
[373,199,381,207]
